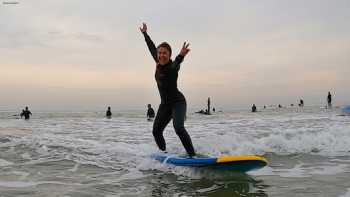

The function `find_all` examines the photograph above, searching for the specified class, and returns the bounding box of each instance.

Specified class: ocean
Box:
[0,106,350,197]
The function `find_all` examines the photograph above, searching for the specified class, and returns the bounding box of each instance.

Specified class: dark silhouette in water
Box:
[327,92,332,108]
[252,104,257,112]
[147,104,155,120]
[299,99,304,107]
[20,107,32,120]
[106,106,112,118]
[195,98,213,115]
[207,97,211,115]
[140,22,195,157]
[195,109,206,114]
[278,104,282,108]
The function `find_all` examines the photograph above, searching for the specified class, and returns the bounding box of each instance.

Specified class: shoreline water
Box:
[0,107,350,196]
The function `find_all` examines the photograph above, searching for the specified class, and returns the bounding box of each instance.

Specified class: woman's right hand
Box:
[139,23,147,33]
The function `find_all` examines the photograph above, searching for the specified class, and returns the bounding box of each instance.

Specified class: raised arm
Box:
[140,23,158,63]
[173,42,190,70]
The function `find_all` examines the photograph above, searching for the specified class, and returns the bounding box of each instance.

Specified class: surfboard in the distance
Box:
[342,105,350,114]
[151,153,268,172]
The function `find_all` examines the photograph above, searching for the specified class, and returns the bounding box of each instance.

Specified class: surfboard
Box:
[151,153,268,172]
[342,106,350,114]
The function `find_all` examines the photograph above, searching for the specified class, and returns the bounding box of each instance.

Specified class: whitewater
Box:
[0,106,350,196]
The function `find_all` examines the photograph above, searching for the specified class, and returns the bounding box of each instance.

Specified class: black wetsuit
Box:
[252,105,257,112]
[106,110,112,117]
[147,108,155,118]
[143,32,195,156]
[20,110,32,120]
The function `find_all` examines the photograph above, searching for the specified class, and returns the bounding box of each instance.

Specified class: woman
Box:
[140,23,196,157]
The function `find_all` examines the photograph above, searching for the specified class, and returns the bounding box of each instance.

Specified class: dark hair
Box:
[157,42,172,56]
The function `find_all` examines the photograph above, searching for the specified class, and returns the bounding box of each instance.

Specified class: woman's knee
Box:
[173,124,186,134]
[152,127,161,137]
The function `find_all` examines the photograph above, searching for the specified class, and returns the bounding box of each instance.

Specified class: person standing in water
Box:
[207,97,211,115]
[106,106,112,118]
[147,104,155,120]
[20,106,32,120]
[252,104,257,112]
[327,92,332,108]
[140,23,196,157]
[299,99,304,107]
[20,109,25,118]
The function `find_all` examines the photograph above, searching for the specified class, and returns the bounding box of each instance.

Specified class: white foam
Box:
[339,188,350,197]
[0,181,37,188]
[250,162,348,178]
[0,159,13,167]
[308,163,348,175]
[1,108,350,180]
[189,111,350,157]
[0,181,82,188]
[68,163,79,172]
[21,152,32,160]
[0,128,32,137]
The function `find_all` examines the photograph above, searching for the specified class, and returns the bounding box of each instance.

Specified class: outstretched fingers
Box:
[182,42,190,50]
[180,41,191,57]
[139,23,147,33]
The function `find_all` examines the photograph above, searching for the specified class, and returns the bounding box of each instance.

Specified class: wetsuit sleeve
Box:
[143,32,158,63]
[172,54,184,70]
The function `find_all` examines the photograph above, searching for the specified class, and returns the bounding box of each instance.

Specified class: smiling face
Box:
[157,47,171,65]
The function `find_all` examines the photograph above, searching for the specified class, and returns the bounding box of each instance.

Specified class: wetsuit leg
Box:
[152,104,172,151]
[172,101,196,157]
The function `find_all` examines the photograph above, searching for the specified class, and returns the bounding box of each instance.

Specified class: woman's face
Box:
[157,47,171,65]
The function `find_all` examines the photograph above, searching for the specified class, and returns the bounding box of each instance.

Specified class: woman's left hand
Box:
[180,42,190,57]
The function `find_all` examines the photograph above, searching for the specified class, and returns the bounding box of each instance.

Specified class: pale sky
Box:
[1,0,349,111]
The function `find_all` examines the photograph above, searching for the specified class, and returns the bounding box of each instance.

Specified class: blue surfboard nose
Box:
[342,105,350,114]
[151,153,268,172]
[151,154,217,167]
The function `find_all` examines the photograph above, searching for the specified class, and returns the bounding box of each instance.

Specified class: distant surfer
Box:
[327,92,332,108]
[195,109,205,114]
[252,104,257,112]
[147,104,155,120]
[140,23,196,157]
[207,97,211,115]
[106,106,112,118]
[20,106,32,120]
[299,99,304,107]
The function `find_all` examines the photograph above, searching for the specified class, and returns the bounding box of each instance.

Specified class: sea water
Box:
[0,107,350,196]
